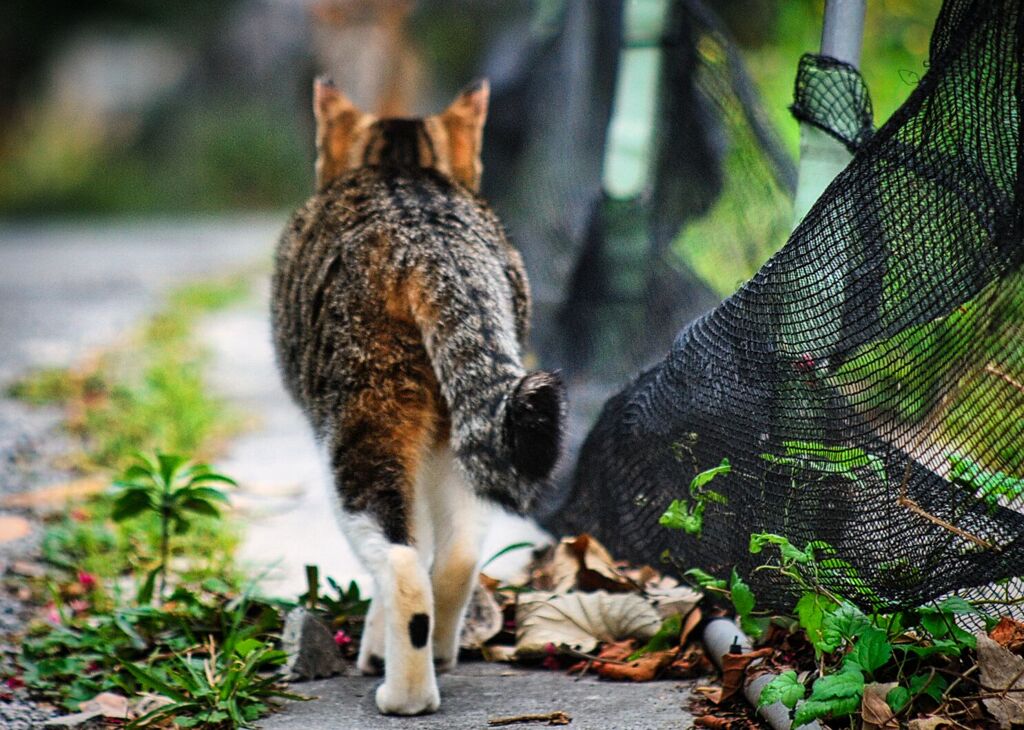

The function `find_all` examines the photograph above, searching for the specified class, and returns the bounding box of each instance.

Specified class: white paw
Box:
[375,680,440,715]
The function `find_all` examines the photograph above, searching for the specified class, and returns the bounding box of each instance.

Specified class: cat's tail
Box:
[403,262,565,514]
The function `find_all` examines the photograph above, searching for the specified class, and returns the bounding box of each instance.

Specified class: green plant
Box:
[126,594,301,729]
[659,458,731,537]
[948,453,1024,510]
[749,530,986,726]
[111,452,236,602]
[761,441,887,483]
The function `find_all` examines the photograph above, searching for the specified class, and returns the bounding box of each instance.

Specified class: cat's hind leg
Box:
[330,388,442,715]
[426,449,487,673]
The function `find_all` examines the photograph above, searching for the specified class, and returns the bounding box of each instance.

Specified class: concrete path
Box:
[0,218,698,729]
[264,662,694,730]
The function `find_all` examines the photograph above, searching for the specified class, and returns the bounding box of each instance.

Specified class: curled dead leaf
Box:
[862,682,899,730]
[516,590,662,656]
[976,632,1024,729]
[461,580,504,649]
[699,648,773,704]
[990,616,1024,655]
[537,534,640,594]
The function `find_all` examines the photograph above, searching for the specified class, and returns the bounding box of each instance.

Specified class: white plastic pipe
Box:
[703,618,821,730]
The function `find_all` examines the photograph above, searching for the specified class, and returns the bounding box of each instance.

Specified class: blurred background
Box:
[0,0,936,218]
[0,0,945,470]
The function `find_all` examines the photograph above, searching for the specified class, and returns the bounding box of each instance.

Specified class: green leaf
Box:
[480,541,534,570]
[909,672,947,703]
[136,566,161,605]
[796,592,834,651]
[886,685,911,712]
[846,628,892,675]
[120,661,190,703]
[794,694,861,726]
[180,497,221,519]
[683,568,727,591]
[690,459,731,492]
[234,638,263,658]
[111,489,154,521]
[759,670,806,708]
[919,612,951,639]
[730,569,755,618]
[821,602,870,652]
[659,499,705,535]
[740,615,767,639]
[806,665,864,703]
[629,614,682,660]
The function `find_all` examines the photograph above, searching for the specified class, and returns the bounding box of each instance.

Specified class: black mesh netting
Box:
[551,0,1024,612]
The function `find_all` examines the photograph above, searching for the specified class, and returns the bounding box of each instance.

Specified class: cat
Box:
[271,77,565,715]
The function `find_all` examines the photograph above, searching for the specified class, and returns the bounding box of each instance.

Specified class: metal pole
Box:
[820,0,866,66]
[792,0,868,225]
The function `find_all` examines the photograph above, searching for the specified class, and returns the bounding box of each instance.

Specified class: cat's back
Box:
[271,166,513,425]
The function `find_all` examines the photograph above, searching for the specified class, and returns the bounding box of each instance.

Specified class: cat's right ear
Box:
[314,77,370,191]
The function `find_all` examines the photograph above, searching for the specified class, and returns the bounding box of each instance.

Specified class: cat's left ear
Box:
[314,76,372,191]
[439,79,489,191]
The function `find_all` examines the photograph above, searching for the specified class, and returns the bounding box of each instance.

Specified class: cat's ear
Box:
[314,77,371,191]
[438,79,489,191]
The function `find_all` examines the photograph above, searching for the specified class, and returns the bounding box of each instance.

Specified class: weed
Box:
[659,458,731,537]
[111,452,235,602]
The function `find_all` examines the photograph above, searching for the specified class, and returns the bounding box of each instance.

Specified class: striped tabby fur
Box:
[270,78,564,715]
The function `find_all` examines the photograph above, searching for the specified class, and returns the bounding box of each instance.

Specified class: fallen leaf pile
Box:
[459,534,706,683]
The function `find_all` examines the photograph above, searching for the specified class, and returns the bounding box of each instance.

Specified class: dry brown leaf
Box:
[540,534,640,594]
[680,607,704,647]
[990,616,1024,654]
[976,632,1024,728]
[647,585,702,619]
[908,717,954,730]
[42,692,129,726]
[0,515,31,543]
[699,648,773,704]
[515,590,661,655]
[862,682,899,730]
[693,715,732,728]
[667,643,714,678]
[575,639,677,682]
[461,580,504,649]
[1,477,107,511]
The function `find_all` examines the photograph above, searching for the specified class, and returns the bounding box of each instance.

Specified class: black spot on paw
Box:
[408,613,430,649]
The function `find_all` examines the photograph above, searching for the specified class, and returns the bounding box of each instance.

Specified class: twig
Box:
[561,646,633,666]
[940,663,980,702]
[488,711,572,726]
[985,363,1024,395]
[896,494,995,549]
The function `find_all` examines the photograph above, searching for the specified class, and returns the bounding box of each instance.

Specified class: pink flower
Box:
[45,604,61,625]
[70,599,89,614]
[77,571,97,591]
[333,630,352,647]
[541,655,561,670]
[5,676,24,690]
[793,353,816,374]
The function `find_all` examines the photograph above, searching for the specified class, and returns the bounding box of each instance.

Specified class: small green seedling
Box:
[111,452,236,602]
[659,458,731,537]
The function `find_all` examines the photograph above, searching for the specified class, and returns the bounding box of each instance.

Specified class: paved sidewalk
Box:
[263,662,695,730]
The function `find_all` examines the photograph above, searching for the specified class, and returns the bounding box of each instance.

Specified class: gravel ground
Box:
[0,218,278,728]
